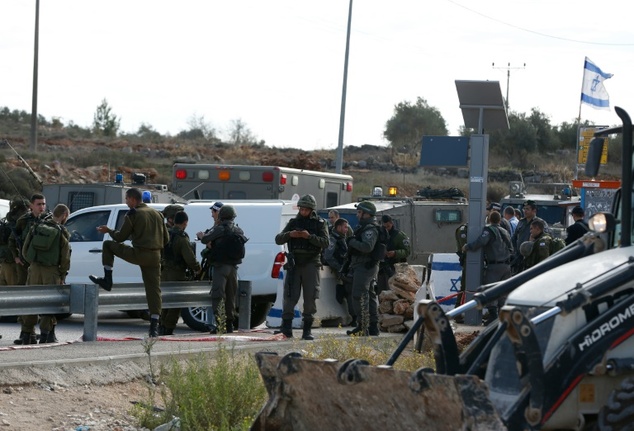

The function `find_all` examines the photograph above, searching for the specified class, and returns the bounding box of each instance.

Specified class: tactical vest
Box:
[163,228,188,267]
[25,221,63,266]
[288,217,324,253]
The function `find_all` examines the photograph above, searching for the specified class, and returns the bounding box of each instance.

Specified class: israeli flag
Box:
[581,57,613,110]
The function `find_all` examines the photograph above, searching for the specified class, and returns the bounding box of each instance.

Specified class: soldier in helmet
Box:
[346,200,382,336]
[201,205,247,334]
[274,194,329,340]
[162,204,185,229]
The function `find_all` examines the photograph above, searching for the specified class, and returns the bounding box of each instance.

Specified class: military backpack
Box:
[24,222,63,266]
[211,226,248,263]
[549,236,566,255]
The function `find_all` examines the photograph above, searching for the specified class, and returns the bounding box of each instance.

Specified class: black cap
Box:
[572,206,585,215]
[209,202,224,211]
[487,202,501,211]
[381,214,393,223]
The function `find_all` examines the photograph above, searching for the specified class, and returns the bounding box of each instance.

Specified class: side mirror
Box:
[585,137,605,177]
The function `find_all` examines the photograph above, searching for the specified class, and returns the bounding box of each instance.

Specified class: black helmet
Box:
[297,194,317,210]
[218,205,237,220]
[356,200,376,216]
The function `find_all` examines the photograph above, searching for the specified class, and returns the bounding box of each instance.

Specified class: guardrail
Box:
[0,280,252,341]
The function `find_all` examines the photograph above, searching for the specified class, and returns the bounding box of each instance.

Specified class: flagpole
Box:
[575,58,586,179]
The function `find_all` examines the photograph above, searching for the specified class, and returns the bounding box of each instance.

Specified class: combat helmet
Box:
[520,241,534,257]
[162,204,185,220]
[356,200,377,216]
[218,205,237,220]
[297,194,317,210]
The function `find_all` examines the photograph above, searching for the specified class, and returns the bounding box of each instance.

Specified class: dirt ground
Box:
[0,380,150,431]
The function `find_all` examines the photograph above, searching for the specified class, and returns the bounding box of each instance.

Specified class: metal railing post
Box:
[83,284,99,342]
[238,280,252,330]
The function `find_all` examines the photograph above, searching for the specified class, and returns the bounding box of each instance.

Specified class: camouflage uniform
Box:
[22,216,71,342]
[160,224,201,334]
[275,195,329,340]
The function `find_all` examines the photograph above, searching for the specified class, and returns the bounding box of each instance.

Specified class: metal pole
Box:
[492,62,525,111]
[335,0,353,174]
[29,0,40,151]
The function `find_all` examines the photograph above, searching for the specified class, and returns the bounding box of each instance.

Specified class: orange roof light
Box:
[218,170,231,181]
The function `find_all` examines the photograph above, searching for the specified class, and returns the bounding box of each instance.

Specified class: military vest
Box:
[288,217,324,254]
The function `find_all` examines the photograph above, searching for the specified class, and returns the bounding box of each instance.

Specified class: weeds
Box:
[133,344,267,431]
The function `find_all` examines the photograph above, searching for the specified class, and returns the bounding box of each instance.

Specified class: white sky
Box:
[1,0,633,150]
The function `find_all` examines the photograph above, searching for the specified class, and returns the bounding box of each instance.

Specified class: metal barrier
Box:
[0,281,252,341]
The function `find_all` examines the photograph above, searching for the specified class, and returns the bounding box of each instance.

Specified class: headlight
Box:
[589,213,616,234]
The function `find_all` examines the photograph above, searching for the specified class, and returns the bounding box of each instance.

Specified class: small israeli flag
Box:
[581,57,613,110]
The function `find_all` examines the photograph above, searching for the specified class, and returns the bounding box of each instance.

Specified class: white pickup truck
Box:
[64,200,297,330]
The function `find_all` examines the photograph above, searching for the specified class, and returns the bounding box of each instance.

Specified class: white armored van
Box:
[64,200,298,330]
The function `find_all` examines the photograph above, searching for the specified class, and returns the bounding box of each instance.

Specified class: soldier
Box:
[162,204,185,229]
[159,211,201,335]
[89,188,169,337]
[522,218,551,269]
[21,204,71,343]
[274,194,329,340]
[453,222,468,322]
[0,198,29,286]
[487,202,512,235]
[9,193,50,345]
[197,201,224,280]
[346,200,381,336]
[196,201,224,242]
[376,214,410,294]
[327,209,353,237]
[462,211,513,325]
[511,200,548,274]
[203,205,247,334]
[323,218,356,327]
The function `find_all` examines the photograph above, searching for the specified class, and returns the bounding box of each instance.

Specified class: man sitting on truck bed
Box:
[89,187,170,338]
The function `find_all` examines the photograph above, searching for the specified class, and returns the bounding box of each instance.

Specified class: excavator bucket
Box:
[251,351,506,431]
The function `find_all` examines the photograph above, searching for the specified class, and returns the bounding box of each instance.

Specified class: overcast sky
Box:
[1,1,633,150]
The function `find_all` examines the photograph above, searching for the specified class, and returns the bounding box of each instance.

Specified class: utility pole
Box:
[492,62,525,110]
[335,0,353,174]
[29,0,40,151]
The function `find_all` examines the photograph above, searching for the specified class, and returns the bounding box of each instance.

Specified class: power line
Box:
[492,62,526,110]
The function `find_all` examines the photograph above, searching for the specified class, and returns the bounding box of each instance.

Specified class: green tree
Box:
[383,97,448,154]
[177,114,216,141]
[92,99,120,137]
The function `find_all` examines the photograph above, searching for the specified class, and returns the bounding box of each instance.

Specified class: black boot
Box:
[348,316,358,327]
[158,325,166,336]
[46,327,58,343]
[18,331,36,345]
[149,318,159,337]
[301,319,314,341]
[89,269,113,291]
[274,318,293,338]
[368,322,380,336]
[226,321,234,334]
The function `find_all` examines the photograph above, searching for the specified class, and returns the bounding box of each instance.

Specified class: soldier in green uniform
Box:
[162,204,185,229]
[89,188,169,337]
[346,200,381,336]
[376,214,410,293]
[275,195,329,340]
[0,198,28,286]
[522,219,551,269]
[159,211,201,335]
[8,193,50,345]
[21,204,71,343]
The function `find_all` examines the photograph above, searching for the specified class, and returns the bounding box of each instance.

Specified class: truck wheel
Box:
[180,302,273,332]
[597,376,634,431]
